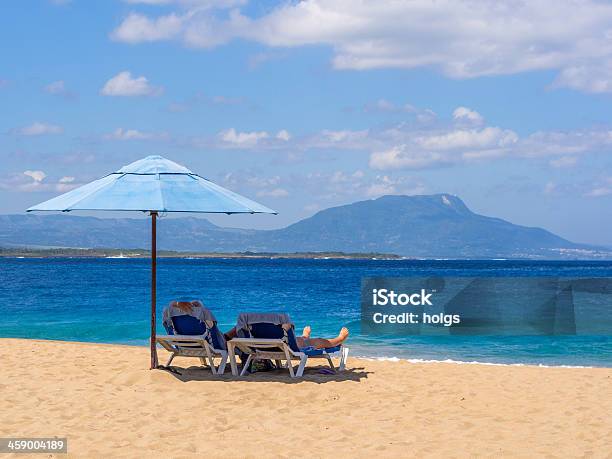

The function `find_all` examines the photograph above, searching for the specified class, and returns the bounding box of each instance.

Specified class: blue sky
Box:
[1,0,611,246]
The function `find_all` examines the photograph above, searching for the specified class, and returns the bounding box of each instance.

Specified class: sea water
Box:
[0,258,610,367]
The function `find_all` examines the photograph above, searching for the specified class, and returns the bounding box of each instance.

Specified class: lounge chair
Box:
[156,312,229,375]
[227,313,349,378]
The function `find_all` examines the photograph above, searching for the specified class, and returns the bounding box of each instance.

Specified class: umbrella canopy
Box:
[27,155,276,214]
[27,155,276,369]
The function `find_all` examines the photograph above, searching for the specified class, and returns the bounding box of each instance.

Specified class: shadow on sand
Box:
[158,364,371,384]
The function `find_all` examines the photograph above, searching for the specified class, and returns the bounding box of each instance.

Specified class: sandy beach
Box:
[0,338,610,458]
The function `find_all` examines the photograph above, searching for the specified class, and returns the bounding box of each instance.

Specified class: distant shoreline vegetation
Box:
[0,247,403,260]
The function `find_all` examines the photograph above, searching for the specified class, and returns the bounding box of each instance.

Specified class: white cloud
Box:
[544,181,557,195]
[167,92,246,112]
[366,122,612,170]
[365,99,395,113]
[44,80,66,94]
[110,0,612,93]
[552,63,612,94]
[167,101,190,113]
[219,128,269,146]
[23,170,46,182]
[518,129,612,157]
[370,146,448,170]
[100,71,162,97]
[210,95,245,105]
[14,122,63,136]
[453,107,484,125]
[321,129,369,143]
[223,172,282,189]
[416,109,437,124]
[373,99,396,112]
[182,108,612,171]
[334,171,350,183]
[256,188,289,198]
[0,171,82,193]
[366,122,612,171]
[370,174,425,197]
[416,127,518,151]
[276,129,291,141]
[106,128,148,140]
[223,168,428,203]
[56,176,78,192]
[363,99,419,114]
[123,0,246,6]
[221,171,288,198]
[366,177,427,198]
[549,156,578,168]
[44,80,76,99]
[303,169,426,200]
[586,187,612,197]
[104,128,167,141]
[247,51,288,69]
[585,177,612,197]
[330,171,353,183]
[272,129,371,152]
[361,108,612,170]
[123,0,173,4]
[365,176,402,197]
[110,13,183,43]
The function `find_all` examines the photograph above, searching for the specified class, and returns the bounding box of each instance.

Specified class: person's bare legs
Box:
[297,327,349,349]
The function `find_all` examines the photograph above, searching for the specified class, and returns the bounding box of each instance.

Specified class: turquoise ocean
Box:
[1,258,610,367]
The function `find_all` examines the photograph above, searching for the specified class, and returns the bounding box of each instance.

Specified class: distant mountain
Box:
[0,194,609,259]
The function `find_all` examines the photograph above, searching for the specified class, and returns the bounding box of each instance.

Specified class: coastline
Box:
[6,336,610,369]
[1,338,610,458]
[0,248,404,260]
[3,251,612,261]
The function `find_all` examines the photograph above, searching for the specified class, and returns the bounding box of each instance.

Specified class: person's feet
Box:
[338,327,349,342]
[302,325,311,338]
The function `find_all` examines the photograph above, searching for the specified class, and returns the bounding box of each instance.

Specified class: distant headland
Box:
[2,194,610,259]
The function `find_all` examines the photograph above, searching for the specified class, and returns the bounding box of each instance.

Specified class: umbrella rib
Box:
[193,174,278,215]
[61,175,120,212]
[192,174,261,213]
[155,173,166,213]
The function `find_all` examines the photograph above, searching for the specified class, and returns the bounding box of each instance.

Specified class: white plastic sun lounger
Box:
[227,313,349,378]
[156,314,228,375]
[156,334,228,375]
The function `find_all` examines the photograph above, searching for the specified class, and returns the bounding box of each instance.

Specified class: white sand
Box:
[0,338,610,458]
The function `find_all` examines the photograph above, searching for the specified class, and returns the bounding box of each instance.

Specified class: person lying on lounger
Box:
[224,324,349,349]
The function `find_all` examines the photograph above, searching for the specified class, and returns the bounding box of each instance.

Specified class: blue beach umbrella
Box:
[27,155,276,368]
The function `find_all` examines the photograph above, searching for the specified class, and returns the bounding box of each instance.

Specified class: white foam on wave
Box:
[356,355,596,369]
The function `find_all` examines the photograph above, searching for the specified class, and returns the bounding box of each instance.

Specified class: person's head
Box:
[174,299,203,313]
[174,301,191,313]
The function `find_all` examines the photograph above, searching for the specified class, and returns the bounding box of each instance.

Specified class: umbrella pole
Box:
[150,211,159,369]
